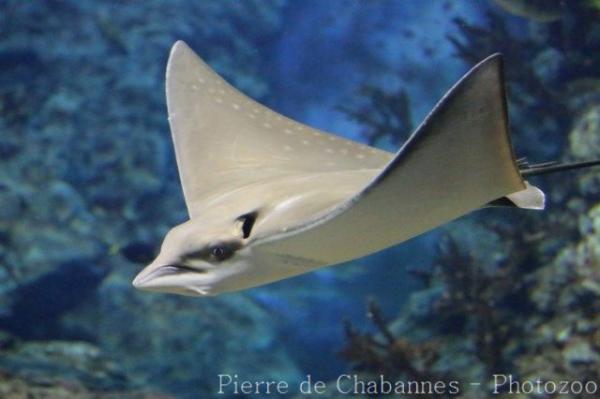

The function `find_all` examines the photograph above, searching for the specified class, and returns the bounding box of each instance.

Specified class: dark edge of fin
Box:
[521,160,600,177]
[368,53,524,193]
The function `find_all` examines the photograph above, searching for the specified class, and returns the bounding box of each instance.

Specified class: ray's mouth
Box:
[132,264,207,288]
[173,263,208,274]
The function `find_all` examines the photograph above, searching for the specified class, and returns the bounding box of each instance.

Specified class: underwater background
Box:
[0,0,599,397]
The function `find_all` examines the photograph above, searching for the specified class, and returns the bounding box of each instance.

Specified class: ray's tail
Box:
[520,159,600,177]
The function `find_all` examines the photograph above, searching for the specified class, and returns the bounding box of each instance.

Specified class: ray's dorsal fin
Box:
[255,54,527,265]
[166,41,392,218]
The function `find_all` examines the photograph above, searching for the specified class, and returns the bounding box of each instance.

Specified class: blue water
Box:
[1,1,599,398]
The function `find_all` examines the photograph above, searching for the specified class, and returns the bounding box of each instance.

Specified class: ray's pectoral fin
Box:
[487,182,545,210]
[255,54,538,265]
[166,41,391,219]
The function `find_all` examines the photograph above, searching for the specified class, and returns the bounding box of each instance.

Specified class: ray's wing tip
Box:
[166,40,204,103]
[168,40,204,71]
[485,52,503,61]
[171,40,191,56]
[471,53,504,75]
[168,40,192,71]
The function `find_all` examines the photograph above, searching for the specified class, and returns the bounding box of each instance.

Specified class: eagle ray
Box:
[132,41,594,297]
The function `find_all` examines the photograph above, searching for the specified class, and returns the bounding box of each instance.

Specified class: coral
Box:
[569,105,600,197]
[0,340,173,398]
[570,105,600,160]
[341,214,600,395]
[426,236,521,374]
[518,203,600,388]
[336,3,600,397]
[340,299,454,389]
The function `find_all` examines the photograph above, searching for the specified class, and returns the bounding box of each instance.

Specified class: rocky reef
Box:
[336,1,600,398]
[340,209,599,397]
[0,337,172,398]
[0,1,300,397]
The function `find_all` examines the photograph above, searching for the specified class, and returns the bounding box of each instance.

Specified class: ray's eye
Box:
[184,241,240,264]
[210,246,228,261]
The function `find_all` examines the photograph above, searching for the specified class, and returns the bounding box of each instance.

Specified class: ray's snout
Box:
[131,270,147,289]
[132,263,196,295]
[132,262,173,290]
[132,256,214,296]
